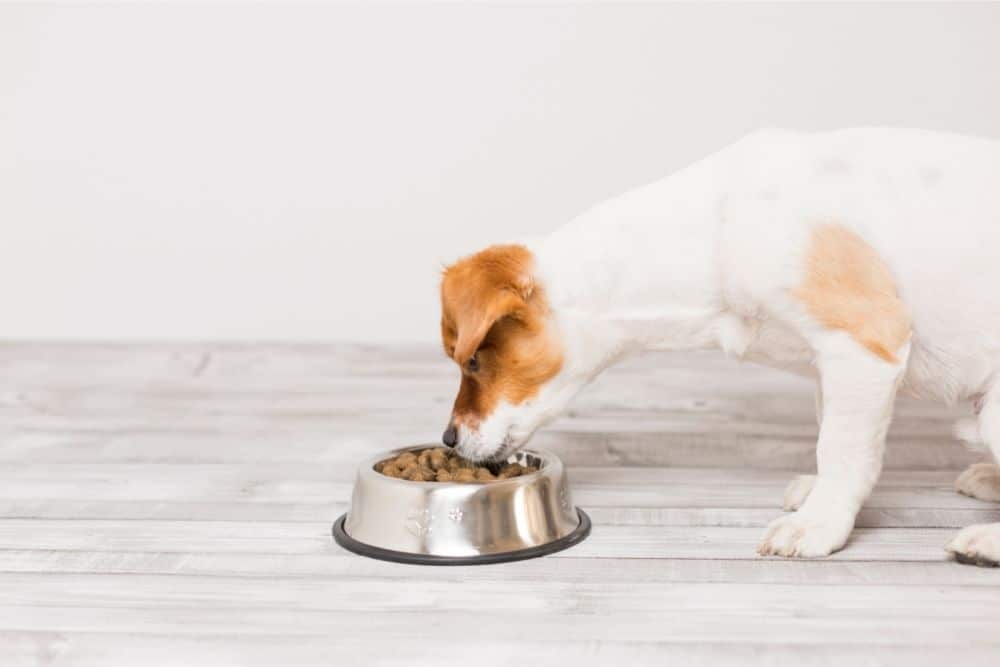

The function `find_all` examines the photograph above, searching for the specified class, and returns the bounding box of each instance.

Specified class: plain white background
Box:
[3,2,999,343]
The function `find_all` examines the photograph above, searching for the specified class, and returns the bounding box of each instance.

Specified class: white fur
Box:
[759,337,908,557]
[955,463,1000,502]
[782,474,816,512]
[947,524,1000,567]
[460,128,1000,562]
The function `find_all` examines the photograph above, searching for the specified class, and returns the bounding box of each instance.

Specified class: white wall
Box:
[3,3,999,342]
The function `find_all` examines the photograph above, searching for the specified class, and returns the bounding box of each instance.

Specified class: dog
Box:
[438,128,1000,564]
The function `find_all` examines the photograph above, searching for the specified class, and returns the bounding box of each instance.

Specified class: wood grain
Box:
[0,343,997,666]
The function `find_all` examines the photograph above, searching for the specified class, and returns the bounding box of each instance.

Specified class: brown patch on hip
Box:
[793,224,911,363]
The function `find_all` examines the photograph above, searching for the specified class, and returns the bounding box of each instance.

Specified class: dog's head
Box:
[439,244,566,461]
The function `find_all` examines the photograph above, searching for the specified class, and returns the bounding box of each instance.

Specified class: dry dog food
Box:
[374,447,538,483]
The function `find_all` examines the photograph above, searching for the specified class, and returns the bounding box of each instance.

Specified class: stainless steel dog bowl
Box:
[332,445,590,565]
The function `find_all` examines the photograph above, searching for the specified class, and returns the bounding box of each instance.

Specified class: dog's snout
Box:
[442,424,458,448]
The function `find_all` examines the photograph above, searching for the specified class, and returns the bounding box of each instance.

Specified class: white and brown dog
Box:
[439,128,1000,564]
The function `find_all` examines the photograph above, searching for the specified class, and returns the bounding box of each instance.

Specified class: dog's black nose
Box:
[442,425,458,448]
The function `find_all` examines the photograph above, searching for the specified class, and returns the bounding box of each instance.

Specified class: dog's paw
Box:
[782,474,816,511]
[757,510,852,558]
[955,463,1000,502]
[946,523,1000,567]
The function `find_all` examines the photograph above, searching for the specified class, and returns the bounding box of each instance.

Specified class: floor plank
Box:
[3,548,998,586]
[4,633,995,667]
[2,605,997,646]
[0,343,997,665]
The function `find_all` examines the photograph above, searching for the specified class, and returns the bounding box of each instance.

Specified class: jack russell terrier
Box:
[438,128,1000,565]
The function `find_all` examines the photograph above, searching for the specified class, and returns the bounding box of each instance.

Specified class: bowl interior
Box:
[370,446,547,484]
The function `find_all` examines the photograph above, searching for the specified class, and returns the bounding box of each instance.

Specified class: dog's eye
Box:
[466,354,480,373]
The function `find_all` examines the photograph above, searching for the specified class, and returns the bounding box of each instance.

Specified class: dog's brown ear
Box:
[441,245,535,364]
[451,290,524,363]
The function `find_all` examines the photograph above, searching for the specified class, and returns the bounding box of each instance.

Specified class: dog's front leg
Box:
[758,336,909,558]
[781,378,824,511]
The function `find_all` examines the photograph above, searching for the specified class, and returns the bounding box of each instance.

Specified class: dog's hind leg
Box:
[955,463,1000,503]
[954,396,1000,503]
[948,391,1000,566]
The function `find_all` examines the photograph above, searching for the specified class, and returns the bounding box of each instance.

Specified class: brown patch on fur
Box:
[440,245,563,425]
[793,224,911,363]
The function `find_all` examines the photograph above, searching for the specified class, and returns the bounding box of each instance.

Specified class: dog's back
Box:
[719,128,1000,403]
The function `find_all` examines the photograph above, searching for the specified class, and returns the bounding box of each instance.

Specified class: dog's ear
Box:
[451,289,524,364]
[441,245,535,364]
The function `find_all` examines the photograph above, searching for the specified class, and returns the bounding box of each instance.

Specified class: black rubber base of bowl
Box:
[953,551,1000,568]
[332,508,591,566]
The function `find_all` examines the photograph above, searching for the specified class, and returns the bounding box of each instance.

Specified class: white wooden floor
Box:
[1,344,998,666]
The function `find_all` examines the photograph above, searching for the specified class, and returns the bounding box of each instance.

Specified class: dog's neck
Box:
[525,158,742,377]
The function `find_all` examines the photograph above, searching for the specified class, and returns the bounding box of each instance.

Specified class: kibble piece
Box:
[375,448,539,483]
[401,466,428,482]
[500,463,524,476]
[428,449,448,471]
[395,452,418,468]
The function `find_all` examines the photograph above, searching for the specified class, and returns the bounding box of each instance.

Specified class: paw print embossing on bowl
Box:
[404,508,433,537]
[558,487,570,511]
